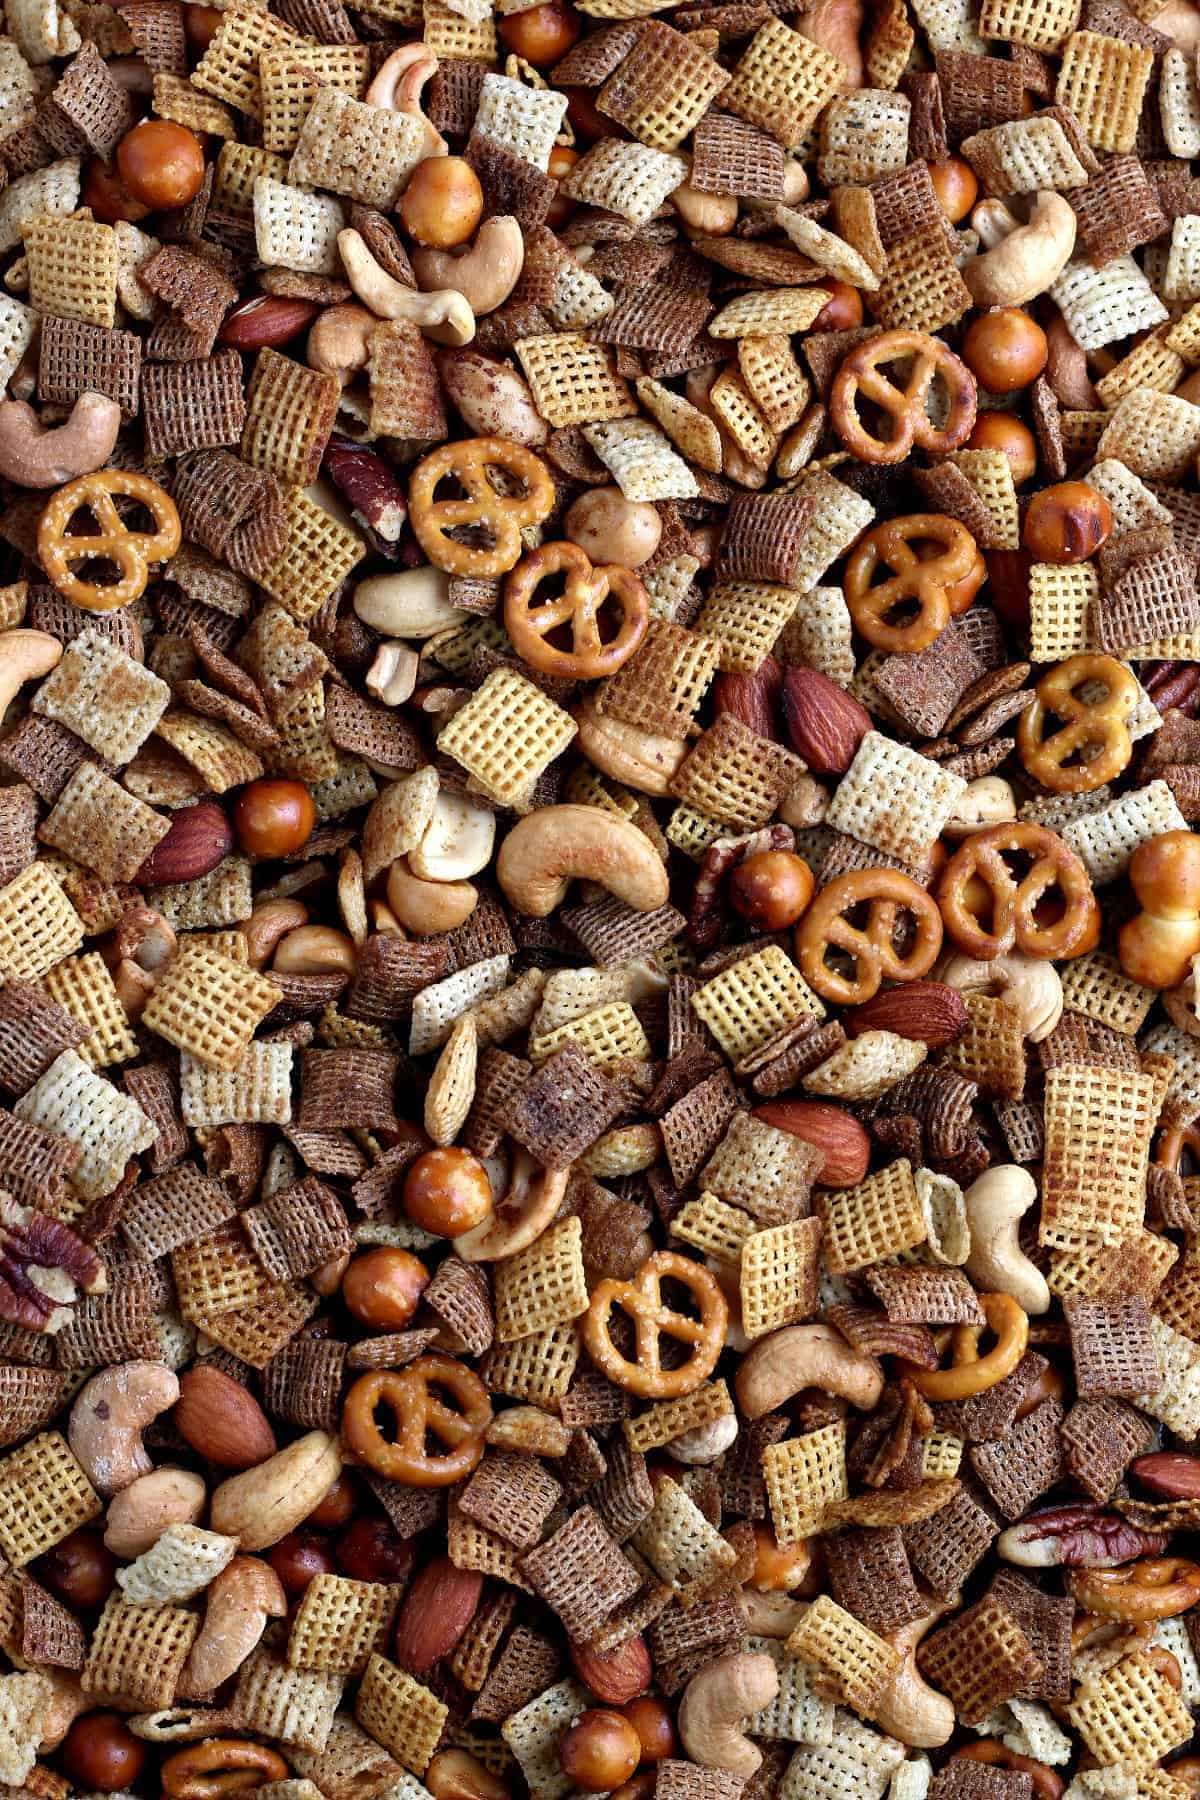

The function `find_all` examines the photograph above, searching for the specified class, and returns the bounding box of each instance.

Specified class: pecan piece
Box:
[0,1196,107,1333]
[997,1503,1170,1569]
[324,436,407,549]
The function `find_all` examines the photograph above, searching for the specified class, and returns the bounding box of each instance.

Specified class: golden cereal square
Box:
[288,1575,399,1676]
[1068,1650,1193,1766]
[1056,31,1154,154]
[436,667,576,808]
[1040,1064,1157,1247]
[43,952,138,1069]
[0,862,84,981]
[82,1593,199,1711]
[23,213,118,328]
[515,333,637,430]
[725,18,845,148]
[355,1654,447,1775]
[763,1422,847,1545]
[817,1159,925,1273]
[0,1431,100,1567]
[691,944,825,1062]
[143,942,281,1072]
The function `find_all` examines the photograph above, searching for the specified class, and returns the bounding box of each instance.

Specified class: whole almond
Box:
[1130,1452,1200,1499]
[569,1633,651,1704]
[137,799,232,887]
[844,981,970,1048]
[394,1557,482,1673]
[782,666,871,775]
[753,1100,871,1187]
[218,295,319,350]
[175,1365,277,1470]
[713,656,782,741]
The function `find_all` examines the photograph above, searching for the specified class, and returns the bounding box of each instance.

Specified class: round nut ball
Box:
[399,157,483,249]
[564,487,662,568]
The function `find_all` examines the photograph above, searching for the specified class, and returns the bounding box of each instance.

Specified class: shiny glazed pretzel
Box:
[938,820,1101,961]
[1017,652,1138,793]
[408,434,557,578]
[341,1353,491,1486]
[844,513,980,653]
[582,1249,728,1398]
[903,1291,1029,1401]
[504,540,650,679]
[796,867,944,1005]
[38,469,182,612]
[830,328,977,466]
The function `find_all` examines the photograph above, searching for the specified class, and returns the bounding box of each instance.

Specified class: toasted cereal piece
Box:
[235,1646,344,1755]
[1133,1315,1200,1438]
[818,89,909,185]
[116,1524,237,1606]
[1028,562,1098,662]
[1068,1649,1193,1766]
[635,378,724,474]
[254,175,345,276]
[701,1110,823,1225]
[826,731,966,870]
[740,1217,822,1339]
[723,18,845,148]
[258,45,369,154]
[583,417,700,502]
[1039,1063,1158,1248]
[42,953,137,1070]
[33,628,169,767]
[763,1422,847,1545]
[0,1430,100,1569]
[785,1594,903,1715]
[1055,30,1153,152]
[1050,257,1168,352]
[521,1507,640,1639]
[962,112,1090,190]
[817,1160,926,1274]
[288,1575,399,1677]
[492,1215,589,1343]
[142,943,281,1073]
[1059,949,1155,1035]
[558,139,686,224]
[630,1472,736,1595]
[22,210,117,328]
[1060,780,1186,885]
[980,0,1081,52]
[917,1595,1042,1726]
[785,469,876,594]
[692,944,824,1064]
[502,1679,590,1800]
[179,1041,294,1128]
[192,3,302,115]
[82,1593,199,1711]
[436,667,576,809]
[15,1049,154,1200]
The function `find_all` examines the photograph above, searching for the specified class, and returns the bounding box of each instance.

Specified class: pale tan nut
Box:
[673,182,738,236]
[353,565,465,638]
[937,950,1063,1042]
[452,1152,569,1262]
[386,856,477,934]
[69,1360,180,1496]
[410,789,495,882]
[366,641,419,708]
[425,1750,509,1800]
[963,192,1077,308]
[38,1669,88,1753]
[104,907,177,974]
[963,1165,1051,1316]
[240,899,308,970]
[943,777,1017,839]
[436,350,547,446]
[210,1431,342,1551]
[0,393,121,487]
[339,228,475,347]
[573,693,687,798]
[272,925,357,976]
[498,804,669,917]
[365,43,446,158]
[797,0,864,89]
[735,1322,884,1420]
[112,959,154,1022]
[669,1412,739,1464]
[873,1600,957,1748]
[742,1590,806,1637]
[679,1652,780,1777]
[104,1468,207,1559]
[306,304,377,387]
[178,1555,287,1700]
[412,217,525,317]
[0,629,62,716]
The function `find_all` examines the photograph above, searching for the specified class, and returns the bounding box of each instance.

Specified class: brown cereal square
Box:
[242,1175,354,1282]
[986,1567,1074,1701]
[1065,1295,1161,1396]
[142,350,245,456]
[38,315,139,418]
[660,1068,738,1187]
[903,1483,998,1598]
[521,1505,640,1641]
[970,1399,1067,1521]
[459,1453,563,1552]
[503,1042,624,1171]
[823,1527,926,1635]
[917,1594,1042,1725]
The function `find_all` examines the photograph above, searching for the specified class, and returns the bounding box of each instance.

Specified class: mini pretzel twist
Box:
[830,328,977,466]
[341,1354,491,1486]
[38,469,181,612]
[408,435,556,578]
[1067,1557,1200,1624]
[1017,653,1138,793]
[582,1250,728,1399]
[938,821,1101,962]
[844,513,980,653]
[795,867,944,1005]
[903,1291,1029,1400]
[504,540,650,679]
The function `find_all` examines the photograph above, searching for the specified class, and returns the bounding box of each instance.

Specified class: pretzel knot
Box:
[582,1250,727,1399]
[504,540,650,679]
[902,1291,1029,1400]
[1017,652,1138,794]
[38,469,181,613]
[938,820,1101,962]
[1068,1557,1200,1624]
[408,435,557,578]
[830,327,977,467]
[341,1354,492,1486]
[844,513,980,653]
[796,867,944,1005]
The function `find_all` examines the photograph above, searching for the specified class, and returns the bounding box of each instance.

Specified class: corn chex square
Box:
[142,943,282,1072]
[724,17,845,148]
[763,1422,847,1545]
[692,944,825,1063]
[1055,30,1154,154]
[826,732,966,870]
[515,333,636,429]
[818,1159,925,1273]
[436,667,576,808]
[289,88,425,210]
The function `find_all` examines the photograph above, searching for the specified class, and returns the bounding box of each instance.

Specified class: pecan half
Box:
[997,1503,1170,1569]
[0,1197,107,1333]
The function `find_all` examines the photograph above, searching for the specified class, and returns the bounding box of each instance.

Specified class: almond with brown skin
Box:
[136,799,232,886]
[753,1100,870,1187]
[393,1557,482,1674]
[175,1365,277,1470]
[1130,1452,1200,1499]
[713,656,782,741]
[569,1633,652,1704]
[782,666,872,775]
[844,981,969,1048]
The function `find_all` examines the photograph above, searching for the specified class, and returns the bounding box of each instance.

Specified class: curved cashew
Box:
[365,45,447,157]
[679,1652,779,1776]
[742,1589,806,1638]
[413,217,525,317]
[178,1555,287,1698]
[69,1361,180,1496]
[963,1165,1051,1315]
[241,898,308,969]
[210,1431,342,1551]
[0,392,121,486]
[307,303,377,385]
[963,192,1076,308]
[735,1323,884,1420]
[1045,313,1099,410]
[339,229,475,347]
[574,694,687,797]
[0,629,62,716]
[938,950,1063,1042]
[873,1602,957,1747]
[453,1152,569,1261]
[497,805,670,916]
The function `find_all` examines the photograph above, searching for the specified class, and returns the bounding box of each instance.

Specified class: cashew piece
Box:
[339,229,475,347]
[386,856,478,935]
[104,1467,207,1558]
[679,1653,779,1776]
[178,1556,287,1698]
[307,303,377,385]
[0,629,63,716]
[412,217,525,316]
[497,805,670,917]
[574,693,687,797]
[0,392,121,486]
[963,1165,1051,1316]
[367,642,419,708]
[742,1590,806,1638]
[69,1361,181,1496]
[240,898,308,969]
[365,45,447,157]
[452,1152,570,1262]
[669,1411,739,1463]
[735,1323,884,1420]
[963,192,1076,308]
[873,1603,957,1747]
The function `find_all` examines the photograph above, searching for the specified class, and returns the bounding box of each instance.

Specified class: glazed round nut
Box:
[209,1431,343,1551]
[0,392,122,486]
[963,1165,1051,1316]
[69,1361,180,1496]
[104,1467,207,1558]
[411,217,526,316]
[452,1153,569,1262]
[272,924,358,976]
[942,776,1017,838]
[178,1556,287,1699]
[240,898,308,969]
[497,805,670,917]
[735,1323,884,1420]
[937,950,1063,1042]
[678,1653,779,1777]
[963,191,1077,307]
[160,1740,290,1800]
[564,487,663,568]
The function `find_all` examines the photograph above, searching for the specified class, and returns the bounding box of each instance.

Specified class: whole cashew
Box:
[735,1323,884,1420]
[365,44,447,157]
[873,1602,957,1747]
[69,1361,181,1496]
[497,805,670,916]
[963,1165,1051,1315]
[573,693,687,797]
[0,629,63,716]
[178,1555,287,1698]
[453,1153,569,1261]
[339,229,475,347]
[413,217,525,316]
[105,1467,207,1558]
[963,192,1076,308]
[210,1431,342,1550]
[938,950,1063,1042]
[436,348,548,446]
[240,898,308,969]
[0,392,121,486]
[679,1652,780,1776]
[307,303,377,385]
[387,856,477,934]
